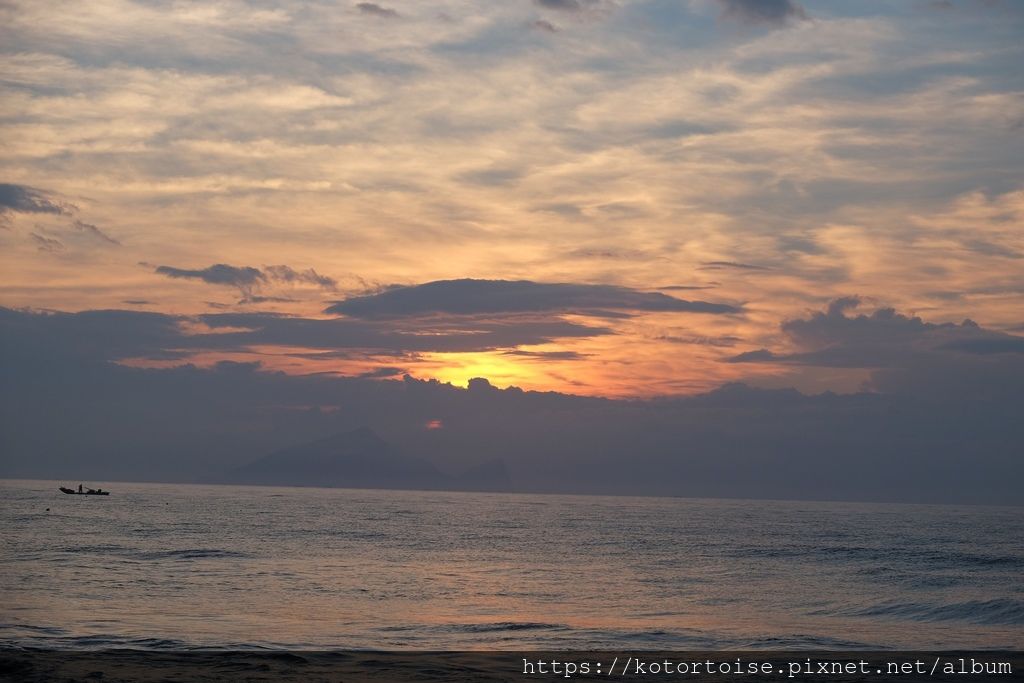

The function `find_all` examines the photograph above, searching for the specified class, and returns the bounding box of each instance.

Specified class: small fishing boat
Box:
[59,486,110,496]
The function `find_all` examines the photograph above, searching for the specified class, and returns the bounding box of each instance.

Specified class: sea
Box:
[1,479,1021,651]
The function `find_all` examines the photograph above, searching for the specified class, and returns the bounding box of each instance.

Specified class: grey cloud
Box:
[263,265,338,289]
[194,310,611,354]
[532,203,584,218]
[502,349,588,360]
[777,235,823,255]
[534,0,610,13]
[531,19,559,33]
[357,366,406,379]
[941,337,1024,354]
[717,0,808,26]
[0,305,611,363]
[566,247,653,260]
[356,2,398,18]
[155,263,338,300]
[2,306,1021,504]
[74,220,121,246]
[726,298,1024,398]
[0,183,70,215]
[726,297,985,367]
[31,232,64,252]
[658,334,742,348]
[700,260,771,271]
[243,295,296,304]
[326,279,740,317]
[962,238,1022,259]
[534,0,585,11]
[457,167,525,186]
[156,263,266,293]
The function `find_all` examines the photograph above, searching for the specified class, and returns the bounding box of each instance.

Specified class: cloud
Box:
[726,296,1009,367]
[326,279,740,317]
[531,19,559,33]
[0,306,611,364]
[716,0,808,26]
[194,310,610,354]
[155,263,266,297]
[534,0,585,11]
[154,263,338,301]
[357,366,406,379]
[658,334,742,347]
[0,183,70,215]
[962,238,1021,259]
[502,349,589,360]
[73,220,120,246]
[941,337,1024,354]
[2,305,1021,504]
[727,297,1024,398]
[263,265,338,289]
[356,2,398,18]
[700,261,771,271]
[30,232,64,252]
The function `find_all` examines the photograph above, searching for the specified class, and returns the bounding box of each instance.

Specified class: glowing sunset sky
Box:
[2,0,1023,397]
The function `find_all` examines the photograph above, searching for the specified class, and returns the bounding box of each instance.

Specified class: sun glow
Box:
[417,352,548,391]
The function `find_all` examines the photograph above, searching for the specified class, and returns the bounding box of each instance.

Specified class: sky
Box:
[1,1,1023,502]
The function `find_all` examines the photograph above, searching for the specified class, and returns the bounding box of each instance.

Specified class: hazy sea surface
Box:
[1,479,1021,650]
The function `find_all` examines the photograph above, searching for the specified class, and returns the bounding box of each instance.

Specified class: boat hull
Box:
[59,487,110,496]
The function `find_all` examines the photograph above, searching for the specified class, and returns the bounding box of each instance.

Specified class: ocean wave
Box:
[823,598,1024,625]
[448,622,567,633]
[740,634,879,650]
[132,549,252,561]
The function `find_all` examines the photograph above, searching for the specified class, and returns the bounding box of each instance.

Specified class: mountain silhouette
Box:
[231,427,447,490]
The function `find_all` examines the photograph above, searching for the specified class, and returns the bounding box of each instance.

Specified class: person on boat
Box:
[78,484,82,493]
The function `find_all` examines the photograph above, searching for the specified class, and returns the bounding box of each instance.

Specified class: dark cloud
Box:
[565,247,653,260]
[356,2,398,18]
[2,306,1021,504]
[155,263,338,301]
[193,310,610,354]
[657,334,742,347]
[726,297,992,368]
[457,167,525,185]
[535,0,584,11]
[326,279,740,317]
[777,235,823,255]
[357,366,406,379]
[700,260,771,271]
[30,232,64,252]
[726,298,1024,398]
[74,220,120,246]
[534,0,608,12]
[717,0,808,26]
[263,265,338,289]
[156,264,266,296]
[531,19,559,33]
[941,337,1024,354]
[0,183,70,215]
[502,349,589,360]
[243,295,296,304]
[962,238,1021,259]
[0,305,610,364]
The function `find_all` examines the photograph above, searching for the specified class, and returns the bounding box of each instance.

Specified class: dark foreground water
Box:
[0,480,1021,650]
